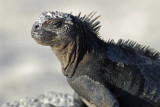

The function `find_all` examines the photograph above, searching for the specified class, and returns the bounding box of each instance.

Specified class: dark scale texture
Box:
[67,50,146,106]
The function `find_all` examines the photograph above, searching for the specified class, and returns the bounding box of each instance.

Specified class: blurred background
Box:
[0,0,160,105]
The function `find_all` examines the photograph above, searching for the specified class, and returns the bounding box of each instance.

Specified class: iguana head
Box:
[31,11,101,47]
[31,11,75,46]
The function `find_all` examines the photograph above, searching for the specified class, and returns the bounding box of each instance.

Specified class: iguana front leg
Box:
[68,75,119,107]
[73,92,88,107]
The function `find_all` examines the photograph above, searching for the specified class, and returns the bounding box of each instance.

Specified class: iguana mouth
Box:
[32,37,55,46]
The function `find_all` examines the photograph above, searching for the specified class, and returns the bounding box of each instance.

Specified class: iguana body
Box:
[31,11,160,107]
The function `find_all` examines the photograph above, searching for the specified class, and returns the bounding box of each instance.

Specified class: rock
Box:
[2,92,73,107]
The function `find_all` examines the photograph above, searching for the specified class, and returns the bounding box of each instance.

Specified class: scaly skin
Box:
[31,11,160,107]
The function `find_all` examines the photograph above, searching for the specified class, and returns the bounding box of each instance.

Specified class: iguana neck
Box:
[51,38,82,77]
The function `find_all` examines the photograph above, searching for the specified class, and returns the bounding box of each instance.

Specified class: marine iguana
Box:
[31,11,160,107]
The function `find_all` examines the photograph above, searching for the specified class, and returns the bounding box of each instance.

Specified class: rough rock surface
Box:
[2,92,73,107]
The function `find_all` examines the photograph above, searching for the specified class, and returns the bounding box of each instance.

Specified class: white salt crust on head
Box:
[36,11,73,26]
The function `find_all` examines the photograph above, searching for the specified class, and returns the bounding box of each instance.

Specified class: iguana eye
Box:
[43,20,64,31]
[50,20,63,29]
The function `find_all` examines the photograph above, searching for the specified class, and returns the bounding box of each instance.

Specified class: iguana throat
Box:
[51,38,79,77]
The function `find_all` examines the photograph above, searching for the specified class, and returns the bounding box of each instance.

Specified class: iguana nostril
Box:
[35,25,39,29]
